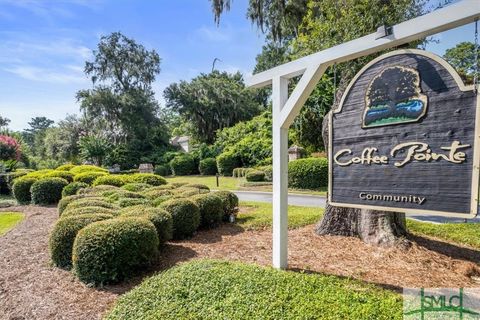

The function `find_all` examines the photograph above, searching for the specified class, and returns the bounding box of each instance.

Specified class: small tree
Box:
[79,136,111,167]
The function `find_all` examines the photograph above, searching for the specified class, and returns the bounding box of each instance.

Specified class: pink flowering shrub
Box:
[0,135,21,161]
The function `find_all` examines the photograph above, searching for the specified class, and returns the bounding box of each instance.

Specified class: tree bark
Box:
[316,111,408,247]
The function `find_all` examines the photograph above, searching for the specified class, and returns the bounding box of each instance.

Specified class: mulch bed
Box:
[1,206,479,319]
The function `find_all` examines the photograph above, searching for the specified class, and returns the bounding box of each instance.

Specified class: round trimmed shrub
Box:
[74,172,108,185]
[151,195,173,207]
[44,171,74,182]
[64,197,117,211]
[199,158,217,175]
[118,198,150,208]
[55,164,75,171]
[105,190,145,201]
[142,189,173,200]
[62,182,89,197]
[170,155,196,176]
[154,164,170,177]
[217,151,241,176]
[183,183,210,191]
[62,206,118,218]
[126,173,166,186]
[78,185,119,196]
[122,183,150,192]
[58,194,91,215]
[246,170,265,182]
[288,157,328,189]
[257,165,272,182]
[120,205,173,244]
[160,199,200,239]
[70,165,108,175]
[92,175,126,187]
[190,193,223,228]
[214,191,239,220]
[72,217,159,285]
[49,213,113,269]
[12,177,37,204]
[170,182,188,188]
[31,178,69,205]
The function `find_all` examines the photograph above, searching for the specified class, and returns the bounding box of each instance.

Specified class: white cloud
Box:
[195,26,231,42]
[4,65,87,84]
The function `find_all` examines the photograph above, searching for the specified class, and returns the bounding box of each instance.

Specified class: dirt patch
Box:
[0,205,479,319]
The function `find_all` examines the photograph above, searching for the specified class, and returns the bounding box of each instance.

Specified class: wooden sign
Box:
[328,49,480,218]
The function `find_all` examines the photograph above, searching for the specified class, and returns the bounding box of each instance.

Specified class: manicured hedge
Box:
[232,168,248,178]
[118,198,150,208]
[142,189,173,200]
[92,175,126,187]
[72,218,159,285]
[105,260,402,320]
[120,205,173,245]
[31,178,68,205]
[49,213,113,269]
[61,206,118,218]
[170,155,197,176]
[216,151,241,176]
[127,173,166,186]
[198,158,217,175]
[214,191,239,220]
[62,182,89,197]
[159,199,200,239]
[257,165,272,182]
[55,164,75,171]
[105,190,145,201]
[70,165,108,175]
[182,183,210,191]
[58,194,90,215]
[122,183,151,192]
[78,185,119,196]
[74,172,108,185]
[44,171,74,182]
[190,193,223,228]
[288,157,328,189]
[246,170,265,182]
[12,177,37,204]
[63,198,118,215]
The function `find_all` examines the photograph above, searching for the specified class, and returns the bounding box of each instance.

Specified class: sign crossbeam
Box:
[245,0,480,270]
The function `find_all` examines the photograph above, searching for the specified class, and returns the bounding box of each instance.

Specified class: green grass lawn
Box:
[106,260,402,320]
[0,211,24,236]
[237,201,322,230]
[165,175,327,195]
[407,219,480,250]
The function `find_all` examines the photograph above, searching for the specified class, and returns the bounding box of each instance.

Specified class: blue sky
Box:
[0,0,477,131]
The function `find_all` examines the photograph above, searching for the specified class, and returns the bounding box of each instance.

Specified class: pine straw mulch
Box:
[1,206,480,320]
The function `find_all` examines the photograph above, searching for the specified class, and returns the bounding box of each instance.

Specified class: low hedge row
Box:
[199,158,217,175]
[49,178,239,285]
[288,157,328,189]
[31,178,69,205]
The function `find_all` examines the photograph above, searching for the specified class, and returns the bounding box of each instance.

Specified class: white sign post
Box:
[246,1,480,269]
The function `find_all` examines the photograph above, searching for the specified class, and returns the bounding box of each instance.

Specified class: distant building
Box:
[170,136,191,153]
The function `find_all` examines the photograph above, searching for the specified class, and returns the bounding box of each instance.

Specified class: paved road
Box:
[233,191,480,224]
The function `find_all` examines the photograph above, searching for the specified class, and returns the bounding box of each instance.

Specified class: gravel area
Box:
[1,205,479,319]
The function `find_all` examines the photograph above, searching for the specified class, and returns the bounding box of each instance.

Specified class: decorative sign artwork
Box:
[328,49,480,217]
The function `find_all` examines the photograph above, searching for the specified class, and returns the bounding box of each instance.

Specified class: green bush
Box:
[58,194,91,215]
[190,193,223,228]
[183,183,210,191]
[232,167,249,178]
[151,195,173,207]
[217,151,241,176]
[63,198,117,213]
[55,164,75,171]
[170,182,188,188]
[61,206,118,218]
[92,175,126,187]
[49,214,113,269]
[120,205,173,244]
[31,178,69,205]
[198,158,217,175]
[44,171,74,182]
[72,218,159,285]
[142,189,173,200]
[288,157,328,189]
[78,185,119,196]
[62,182,89,197]
[74,172,108,185]
[118,197,150,208]
[169,155,196,176]
[70,165,108,175]
[127,173,167,186]
[12,177,37,204]
[257,165,272,182]
[105,190,145,202]
[105,260,402,320]
[214,191,239,220]
[154,164,171,176]
[159,199,200,239]
[122,183,150,192]
[245,170,265,182]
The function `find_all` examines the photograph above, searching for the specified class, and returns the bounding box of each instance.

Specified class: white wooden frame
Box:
[245,0,480,269]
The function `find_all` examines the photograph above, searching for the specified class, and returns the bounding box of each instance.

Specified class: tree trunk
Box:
[316,111,408,247]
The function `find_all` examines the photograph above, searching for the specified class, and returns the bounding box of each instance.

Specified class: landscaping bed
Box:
[1,203,480,319]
